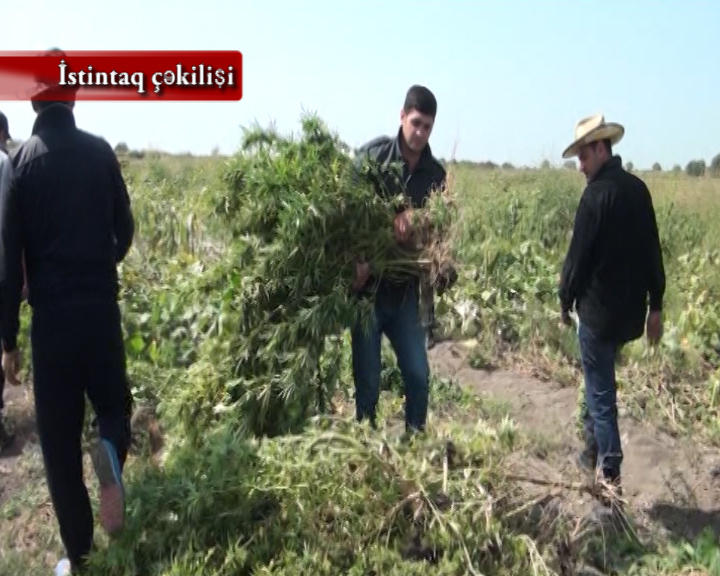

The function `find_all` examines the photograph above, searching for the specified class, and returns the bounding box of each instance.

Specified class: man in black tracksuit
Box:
[559,114,665,486]
[0,81,134,571]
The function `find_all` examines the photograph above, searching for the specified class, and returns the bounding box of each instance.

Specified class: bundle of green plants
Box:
[170,115,456,438]
[85,414,569,576]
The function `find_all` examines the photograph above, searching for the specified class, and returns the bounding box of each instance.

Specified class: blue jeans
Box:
[352,281,429,430]
[578,322,623,479]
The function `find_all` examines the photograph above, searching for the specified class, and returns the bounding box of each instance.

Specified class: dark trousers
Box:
[0,363,4,413]
[31,300,131,567]
[578,322,623,479]
[351,281,429,430]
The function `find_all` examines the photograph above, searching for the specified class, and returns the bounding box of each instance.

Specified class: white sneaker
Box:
[54,558,71,576]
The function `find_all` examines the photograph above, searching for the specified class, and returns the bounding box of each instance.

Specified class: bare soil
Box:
[429,340,720,543]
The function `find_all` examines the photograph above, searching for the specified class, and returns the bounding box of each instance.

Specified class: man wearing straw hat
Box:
[559,114,665,488]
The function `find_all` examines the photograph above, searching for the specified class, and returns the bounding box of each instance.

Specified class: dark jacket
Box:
[560,155,665,343]
[356,128,446,209]
[355,129,446,293]
[0,104,134,350]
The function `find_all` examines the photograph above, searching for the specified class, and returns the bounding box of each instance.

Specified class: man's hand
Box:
[561,308,573,327]
[2,349,21,386]
[352,261,371,293]
[646,310,663,345]
[393,209,414,244]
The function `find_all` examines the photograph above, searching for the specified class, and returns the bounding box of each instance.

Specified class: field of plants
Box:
[0,117,718,575]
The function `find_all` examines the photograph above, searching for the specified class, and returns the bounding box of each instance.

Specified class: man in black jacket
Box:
[0,110,14,451]
[559,114,665,485]
[352,85,446,432]
[0,73,134,572]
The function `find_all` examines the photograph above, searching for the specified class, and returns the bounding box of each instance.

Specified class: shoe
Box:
[91,438,125,536]
[595,472,623,509]
[586,500,626,528]
[425,328,436,350]
[0,419,14,452]
[54,558,71,576]
[403,421,426,440]
[601,470,623,496]
[575,448,597,474]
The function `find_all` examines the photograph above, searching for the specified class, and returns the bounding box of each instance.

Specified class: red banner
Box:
[0,51,243,101]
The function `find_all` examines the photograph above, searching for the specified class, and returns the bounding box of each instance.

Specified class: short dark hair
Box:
[403,85,437,118]
[31,47,77,111]
[0,111,9,140]
[32,100,74,114]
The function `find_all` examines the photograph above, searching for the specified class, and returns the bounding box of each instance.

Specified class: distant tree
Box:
[652,162,662,172]
[540,159,551,170]
[710,153,720,177]
[625,161,634,172]
[501,162,515,170]
[672,164,682,173]
[685,159,706,177]
[563,160,577,170]
[114,142,129,155]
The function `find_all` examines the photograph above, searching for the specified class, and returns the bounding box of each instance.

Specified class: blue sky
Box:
[1,0,718,168]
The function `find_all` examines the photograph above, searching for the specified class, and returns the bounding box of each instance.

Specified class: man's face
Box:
[578,141,606,181]
[400,108,434,153]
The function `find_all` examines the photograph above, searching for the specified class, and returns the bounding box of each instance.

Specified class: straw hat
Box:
[562,114,624,158]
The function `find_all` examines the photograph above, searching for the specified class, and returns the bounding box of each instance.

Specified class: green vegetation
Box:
[443,167,720,443]
[2,119,718,574]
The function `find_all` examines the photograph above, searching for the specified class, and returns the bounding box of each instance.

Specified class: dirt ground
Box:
[0,383,38,507]
[429,340,720,544]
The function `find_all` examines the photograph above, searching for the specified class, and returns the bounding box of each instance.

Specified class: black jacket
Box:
[560,155,665,343]
[356,128,446,208]
[0,104,134,350]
